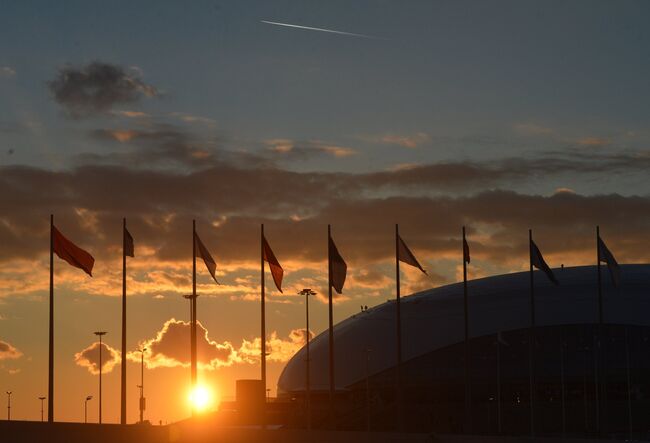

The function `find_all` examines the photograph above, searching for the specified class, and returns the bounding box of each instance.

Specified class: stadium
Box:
[277,264,650,438]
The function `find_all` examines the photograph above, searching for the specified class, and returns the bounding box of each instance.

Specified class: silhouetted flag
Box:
[463,237,471,264]
[530,240,558,285]
[52,226,95,276]
[123,226,134,257]
[397,235,427,274]
[263,236,283,292]
[329,236,347,294]
[194,232,219,284]
[598,236,621,287]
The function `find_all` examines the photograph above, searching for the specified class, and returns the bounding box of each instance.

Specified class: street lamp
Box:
[6,391,11,421]
[138,347,147,423]
[38,396,46,422]
[84,396,93,424]
[298,288,316,431]
[93,331,107,424]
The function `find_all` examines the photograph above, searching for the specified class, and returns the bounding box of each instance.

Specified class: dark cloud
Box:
[48,62,158,117]
[0,150,650,272]
[74,341,120,375]
[0,340,22,360]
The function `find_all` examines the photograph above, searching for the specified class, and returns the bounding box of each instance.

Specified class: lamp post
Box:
[94,331,107,424]
[298,288,316,431]
[84,396,93,424]
[6,391,11,421]
[38,396,46,422]
[138,347,147,423]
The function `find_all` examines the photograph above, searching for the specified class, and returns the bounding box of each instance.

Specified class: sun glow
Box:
[188,385,214,412]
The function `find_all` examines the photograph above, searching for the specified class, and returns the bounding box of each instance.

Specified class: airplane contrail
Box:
[260,20,384,40]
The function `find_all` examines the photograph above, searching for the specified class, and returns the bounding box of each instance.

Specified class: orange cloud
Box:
[0,340,22,360]
[74,341,121,375]
[128,319,311,370]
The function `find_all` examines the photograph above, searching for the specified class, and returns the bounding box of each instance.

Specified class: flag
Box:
[329,236,347,294]
[463,237,470,264]
[263,236,283,293]
[598,236,621,287]
[397,235,427,274]
[52,226,95,276]
[123,226,134,257]
[194,232,219,284]
[530,240,558,285]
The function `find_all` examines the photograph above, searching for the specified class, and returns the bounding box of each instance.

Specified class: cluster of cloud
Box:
[121,319,311,370]
[0,339,22,360]
[0,66,16,78]
[48,62,158,117]
[265,139,357,159]
[2,59,649,304]
[74,341,121,375]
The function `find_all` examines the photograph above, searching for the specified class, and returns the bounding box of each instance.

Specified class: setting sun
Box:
[188,385,214,412]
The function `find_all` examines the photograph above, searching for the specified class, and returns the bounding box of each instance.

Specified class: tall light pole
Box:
[94,331,107,424]
[38,396,46,422]
[84,396,93,424]
[6,391,11,421]
[138,347,147,423]
[299,289,316,431]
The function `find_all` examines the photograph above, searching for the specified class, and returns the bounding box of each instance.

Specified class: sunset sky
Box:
[2,0,650,425]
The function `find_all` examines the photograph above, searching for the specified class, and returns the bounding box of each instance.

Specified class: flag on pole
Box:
[328,236,347,294]
[263,236,283,292]
[463,237,471,264]
[123,226,134,257]
[52,226,95,276]
[397,235,427,274]
[598,236,621,287]
[530,240,558,285]
[194,232,219,284]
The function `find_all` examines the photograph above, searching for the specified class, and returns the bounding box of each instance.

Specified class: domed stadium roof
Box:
[277,264,650,395]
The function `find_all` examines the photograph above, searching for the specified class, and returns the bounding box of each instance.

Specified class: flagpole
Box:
[595,225,602,436]
[528,229,535,437]
[395,223,402,431]
[191,220,197,416]
[48,214,54,423]
[327,224,335,429]
[261,224,267,420]
[121,218,127,425]
[462,226,471,433]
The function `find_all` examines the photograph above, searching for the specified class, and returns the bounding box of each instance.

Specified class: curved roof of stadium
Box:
[277,264,650,395]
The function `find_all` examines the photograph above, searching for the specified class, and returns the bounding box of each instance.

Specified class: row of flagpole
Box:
[45,214,621,434]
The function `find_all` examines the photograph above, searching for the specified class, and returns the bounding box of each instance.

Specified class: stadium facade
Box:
[277,264,650,438]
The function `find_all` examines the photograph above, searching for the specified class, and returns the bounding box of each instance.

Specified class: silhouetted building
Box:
[278,264,650,438]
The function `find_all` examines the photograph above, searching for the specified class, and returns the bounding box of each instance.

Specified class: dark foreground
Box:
[0,419,643,443]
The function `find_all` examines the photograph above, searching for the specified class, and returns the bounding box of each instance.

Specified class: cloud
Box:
[265,139,357,159]
[238,328,313,364]
[0,340,22,360]
[74,341,121,375]
[127,319,310,370]
[48,62,158,117]
[363,132,431,148]
[111,110,150,119]
[128,319,238,370]
[0,67,16,78]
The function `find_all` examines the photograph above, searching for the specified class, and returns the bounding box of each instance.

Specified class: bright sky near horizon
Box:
[1,0,650,424]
